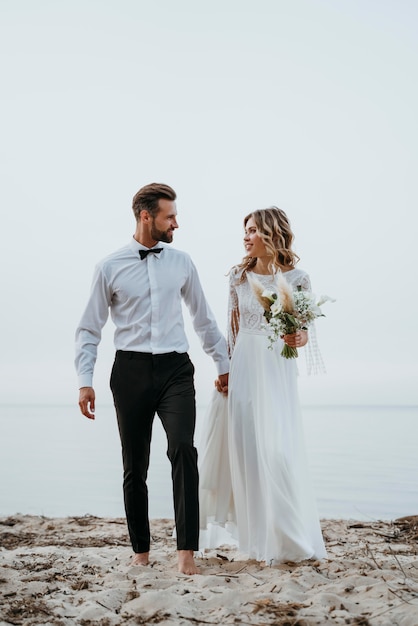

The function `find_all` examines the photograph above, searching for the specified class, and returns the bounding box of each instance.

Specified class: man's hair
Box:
[132,183,176,220]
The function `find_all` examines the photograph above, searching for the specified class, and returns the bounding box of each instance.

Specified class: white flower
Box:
[270,301,282,316]
[261,288,277,302]
[317,294,336,307]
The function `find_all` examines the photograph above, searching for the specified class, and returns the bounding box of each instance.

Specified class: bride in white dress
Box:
[199,207,327,564]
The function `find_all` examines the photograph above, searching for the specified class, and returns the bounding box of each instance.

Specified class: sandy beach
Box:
[1,515,417,625]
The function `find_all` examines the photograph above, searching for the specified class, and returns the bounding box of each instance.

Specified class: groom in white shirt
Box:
[75,183,229,574]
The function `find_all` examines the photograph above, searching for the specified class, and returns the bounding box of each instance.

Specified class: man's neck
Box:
[133,233,158,248]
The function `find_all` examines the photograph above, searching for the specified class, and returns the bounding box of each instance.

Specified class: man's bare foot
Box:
[177,550,199,575]
[131,551,149,566]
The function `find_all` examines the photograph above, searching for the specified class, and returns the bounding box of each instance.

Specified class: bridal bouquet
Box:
[249,273,335,357]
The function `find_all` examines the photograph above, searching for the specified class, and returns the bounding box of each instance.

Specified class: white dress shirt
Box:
[75,238,229,388]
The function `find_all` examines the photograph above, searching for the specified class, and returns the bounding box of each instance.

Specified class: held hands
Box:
[215,373,229,395]
[282,329,308,348]
[79,387,96,420]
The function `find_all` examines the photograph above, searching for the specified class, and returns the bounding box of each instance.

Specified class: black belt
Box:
[116,350,180,360]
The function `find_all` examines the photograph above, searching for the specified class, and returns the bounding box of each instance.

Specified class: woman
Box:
[199,207,327,564]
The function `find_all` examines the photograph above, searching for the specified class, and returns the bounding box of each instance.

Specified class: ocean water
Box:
[0,404,417,521]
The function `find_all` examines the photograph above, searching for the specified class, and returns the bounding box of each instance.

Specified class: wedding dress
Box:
[198,267,327,563]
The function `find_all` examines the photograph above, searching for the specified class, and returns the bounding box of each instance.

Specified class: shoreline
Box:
[1,514,417,625]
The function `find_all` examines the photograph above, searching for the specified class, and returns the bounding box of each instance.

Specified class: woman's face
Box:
[243,217,267,257]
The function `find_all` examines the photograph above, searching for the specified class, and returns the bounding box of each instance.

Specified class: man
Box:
[75,183,229,575]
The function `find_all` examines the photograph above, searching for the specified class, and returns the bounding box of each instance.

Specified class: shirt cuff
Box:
[215,358,230,376]
[78,374,93,388]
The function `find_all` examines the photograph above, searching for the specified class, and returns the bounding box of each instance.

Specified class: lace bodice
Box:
[227,267,310,348]
[227,267,324,374]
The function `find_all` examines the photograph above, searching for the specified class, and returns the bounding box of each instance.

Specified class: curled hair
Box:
[132,183,176,220]
[237,207,300,280]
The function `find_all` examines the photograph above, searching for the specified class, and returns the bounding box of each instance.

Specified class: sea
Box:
[1,404,417,522]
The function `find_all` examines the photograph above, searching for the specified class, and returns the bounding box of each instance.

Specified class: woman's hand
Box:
[282,329,308,348]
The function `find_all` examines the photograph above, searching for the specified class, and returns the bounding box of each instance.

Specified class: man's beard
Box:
[151,222,173,243]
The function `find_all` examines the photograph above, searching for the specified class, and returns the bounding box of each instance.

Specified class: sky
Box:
[1,0,417,408]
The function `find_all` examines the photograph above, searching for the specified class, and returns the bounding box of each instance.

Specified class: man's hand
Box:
[215,373,229,395]
[79,387,96,420]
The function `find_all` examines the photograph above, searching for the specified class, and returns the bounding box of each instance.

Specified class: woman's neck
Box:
[252,258,294,275]
[252,258,272,275]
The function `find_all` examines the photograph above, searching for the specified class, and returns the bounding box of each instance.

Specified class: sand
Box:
[1,514,417,625]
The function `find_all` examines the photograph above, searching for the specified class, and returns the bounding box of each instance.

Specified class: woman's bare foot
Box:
[131,551,149,566]
[177,550,199,575]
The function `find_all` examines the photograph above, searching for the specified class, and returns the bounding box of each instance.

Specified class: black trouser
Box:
[110,350,199,553]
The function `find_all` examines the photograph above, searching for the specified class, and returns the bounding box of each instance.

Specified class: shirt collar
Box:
[130,237,167,256]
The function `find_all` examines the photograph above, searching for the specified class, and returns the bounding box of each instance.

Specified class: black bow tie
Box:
[139,248,163,260]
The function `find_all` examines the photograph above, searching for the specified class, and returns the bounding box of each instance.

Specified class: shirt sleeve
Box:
[74,264,112,388]
[181,258,229,375]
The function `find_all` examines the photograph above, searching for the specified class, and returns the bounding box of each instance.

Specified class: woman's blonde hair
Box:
[236,206,299,279]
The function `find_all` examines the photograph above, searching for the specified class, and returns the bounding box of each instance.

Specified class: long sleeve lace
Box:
[227,268,240,358]
[288,271,326,375]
